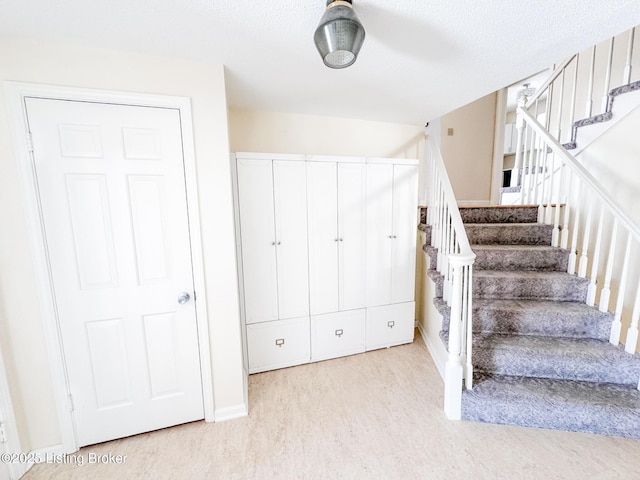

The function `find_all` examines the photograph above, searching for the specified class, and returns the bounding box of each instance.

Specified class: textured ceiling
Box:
[2,1,640,125]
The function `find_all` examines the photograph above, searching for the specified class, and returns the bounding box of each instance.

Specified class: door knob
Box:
[177,292,191,305]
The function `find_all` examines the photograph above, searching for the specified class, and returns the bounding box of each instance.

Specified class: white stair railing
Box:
[511,25,638,186]
[425,129,476,419]
[515,107,640,362]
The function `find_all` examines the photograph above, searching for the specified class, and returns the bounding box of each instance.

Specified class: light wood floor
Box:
[24,331,640,479]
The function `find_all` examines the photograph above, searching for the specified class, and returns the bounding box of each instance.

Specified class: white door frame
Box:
[4,81,215,453]
[0,343,23,480]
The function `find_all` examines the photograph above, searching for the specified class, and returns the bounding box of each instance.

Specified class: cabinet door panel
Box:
[366,163,394,306]
[338,163,367,310]
[391,165,419,304]
[273,161,310,319]
[236,159,279,324]
[307,162,339,315]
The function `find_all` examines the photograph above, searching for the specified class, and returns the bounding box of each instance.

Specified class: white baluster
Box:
[598,220,618,312]
[586,45,596,117]
[602,37,615,113]
[625,276,640,354]
[464,264,474,390]
[586,208,605,306]
[444,255,465,420]
[569,56,579,134]
[610,232,632,345]
[578,199,593,278]
[567,178,581,274]
[555,68,565,142]
[623,27,635,85]
[560,170,572,249]
[551,155,563,247]
[511,106,526,188]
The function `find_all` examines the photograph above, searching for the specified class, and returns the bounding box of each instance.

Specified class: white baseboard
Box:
[214,403,248,422]
[418,323,446,381]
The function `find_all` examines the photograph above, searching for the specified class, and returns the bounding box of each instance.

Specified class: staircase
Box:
[423,205,640,438]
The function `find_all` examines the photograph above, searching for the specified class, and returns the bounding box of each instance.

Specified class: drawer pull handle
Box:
[275,338,285,347]
[335,329,343,337]
[387,321,395,329]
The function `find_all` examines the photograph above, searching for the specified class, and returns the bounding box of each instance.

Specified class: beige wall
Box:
[575,104,640,351]
[228,108,424,159]
[440,93,497,203]
[0,37,245,450]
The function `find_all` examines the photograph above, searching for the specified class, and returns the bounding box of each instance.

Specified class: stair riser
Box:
[437,304,611,341]
[473,346,640,386]
[465,224,553,246]
[462,396,640,439]
[474,275,588,302]
[473,248,569,271]
[460,207,539,224]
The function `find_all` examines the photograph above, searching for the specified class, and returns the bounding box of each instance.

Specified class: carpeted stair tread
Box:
[436,297,612,340]
[462,374,640,438]
[459,206,539,224]
[474,270,589,302]
[465,223,553,245]
[470,334,640,386]
[472,245,570,271]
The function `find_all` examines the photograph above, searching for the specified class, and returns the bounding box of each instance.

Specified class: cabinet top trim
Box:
[233,153,418,165]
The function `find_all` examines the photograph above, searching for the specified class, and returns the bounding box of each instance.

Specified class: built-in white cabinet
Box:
[307,157,367,315]
[366,160,419,307]
[233,153,418,373]
[235,156,309,325]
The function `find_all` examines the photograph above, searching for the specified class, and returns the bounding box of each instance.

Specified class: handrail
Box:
[516,103,640,357]
[519,107,640,244]
[425,128,476,419]
[524,55,576,109]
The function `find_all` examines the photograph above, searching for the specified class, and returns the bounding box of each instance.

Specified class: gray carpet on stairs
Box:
[423,205,640,438]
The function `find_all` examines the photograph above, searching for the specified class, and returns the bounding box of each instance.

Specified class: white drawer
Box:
[246,317,310,373]
[366,302,415,351]
[311,309,365,362]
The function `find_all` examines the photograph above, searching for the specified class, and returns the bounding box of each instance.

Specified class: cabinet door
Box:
[338,162,367,310]
[273,161,310,319]
[366,163,394,307]
[365,302,415,351]
[391,164,419,304]
[311,309,365,362]
[236,159,279,324]
[246,317,311,373]
[307,162,339,315]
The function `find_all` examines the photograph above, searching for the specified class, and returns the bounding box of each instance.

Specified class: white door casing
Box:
[5,82,214,452]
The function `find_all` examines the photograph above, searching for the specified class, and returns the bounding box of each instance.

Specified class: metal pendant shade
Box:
[314,0,365,69]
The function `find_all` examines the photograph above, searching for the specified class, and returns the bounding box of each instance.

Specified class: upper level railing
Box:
[509,24,640,361]
[512,25,637,186]
[424,128,476,419]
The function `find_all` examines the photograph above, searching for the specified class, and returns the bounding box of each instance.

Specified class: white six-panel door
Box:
[25,98,204,446]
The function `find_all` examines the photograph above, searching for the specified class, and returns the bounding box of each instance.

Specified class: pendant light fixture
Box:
[314,0,366,69]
